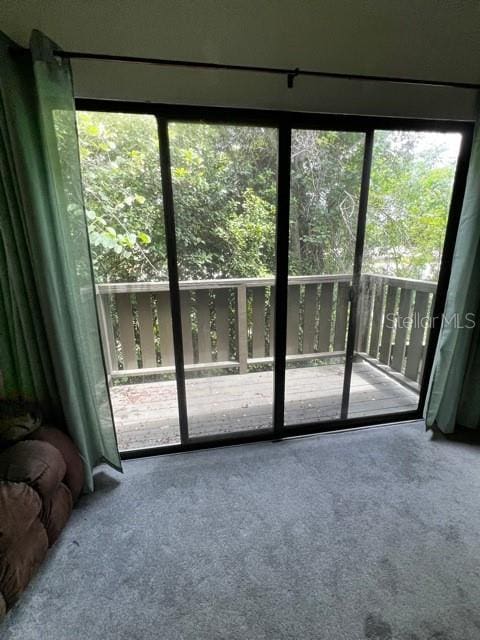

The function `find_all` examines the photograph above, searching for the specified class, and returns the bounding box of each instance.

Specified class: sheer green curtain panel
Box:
[425,123,480,433]
[0,30,121,489]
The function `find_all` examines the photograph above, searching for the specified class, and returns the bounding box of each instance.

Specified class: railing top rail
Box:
[363,273,437,292]
[96,273,437,295]
[96,273,353,294]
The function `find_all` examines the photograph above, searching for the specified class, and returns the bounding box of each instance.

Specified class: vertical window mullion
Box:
[272,123,292,434]
[340,129,374,419]
[157,117,189,443]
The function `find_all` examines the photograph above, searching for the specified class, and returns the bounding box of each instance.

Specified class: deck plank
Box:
[111,362,418,450]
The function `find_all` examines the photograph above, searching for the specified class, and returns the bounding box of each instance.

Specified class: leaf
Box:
[137,232,151,245]
[125,232,137,248]
[86,124,100,136]
[88,231,102,245]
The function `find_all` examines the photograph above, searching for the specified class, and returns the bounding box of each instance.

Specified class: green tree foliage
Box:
[169,123,277,279]
[289,130,364,275]
[365,131,459,279]
[77,113,459,283]
[78,112,164,282]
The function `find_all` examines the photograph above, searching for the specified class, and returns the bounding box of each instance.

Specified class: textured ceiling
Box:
[3,0,480,119]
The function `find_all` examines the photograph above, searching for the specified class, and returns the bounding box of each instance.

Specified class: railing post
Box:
[356,274,373,353]
[368,276,385,360]
[391,288,413,372]
[286,283,300,355]
[97,293,116,383]
[269,286,275,357]
[116,293,137,370]
[136,292,157,368]
[404,290,429,382]
[237,284,248,374]
[252,286,266,358]
[379,284,398,365]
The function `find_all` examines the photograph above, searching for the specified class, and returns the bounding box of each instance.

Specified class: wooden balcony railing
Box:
[355,274,436,390]
[96,273,437,391]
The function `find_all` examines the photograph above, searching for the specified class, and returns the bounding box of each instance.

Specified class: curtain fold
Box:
[0,30,121,489]
[425,121,480,433]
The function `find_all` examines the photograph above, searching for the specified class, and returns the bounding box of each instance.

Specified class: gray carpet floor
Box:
[4,421,480,639]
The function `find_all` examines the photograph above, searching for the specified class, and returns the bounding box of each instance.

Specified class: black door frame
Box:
[76,98,474,458]
[156,118,189,444]
[272,122,291,436]
[340,129,374,420]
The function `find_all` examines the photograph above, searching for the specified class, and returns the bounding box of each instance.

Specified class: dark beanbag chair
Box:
[0,481,42,550]
[0,517,48,606]
[0,482,48,607]
[0,440,66,501]
[29,426,84,502]
[41,483,73,546]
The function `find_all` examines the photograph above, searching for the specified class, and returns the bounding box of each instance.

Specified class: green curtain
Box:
[425,122,480,433]
[0,30,121,489]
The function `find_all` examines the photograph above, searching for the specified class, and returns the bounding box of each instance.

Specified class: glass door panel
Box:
[169,123,278,438]
[284,130,365,425]
[352,130,461,418]
[78,108,466,449]
[77,111,180,450]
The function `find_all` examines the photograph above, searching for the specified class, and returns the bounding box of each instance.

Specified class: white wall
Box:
[3,0,480,119]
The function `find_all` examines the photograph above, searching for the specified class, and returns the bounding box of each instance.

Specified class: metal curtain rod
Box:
[51,49,480,91]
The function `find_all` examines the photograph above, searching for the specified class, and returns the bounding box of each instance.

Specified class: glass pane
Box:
[352,130,461,418]
[169,123,278,438]
[285,130,365,425]
[77,111,180,449]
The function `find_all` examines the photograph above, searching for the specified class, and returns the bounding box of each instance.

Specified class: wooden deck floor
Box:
[110,362,418,450]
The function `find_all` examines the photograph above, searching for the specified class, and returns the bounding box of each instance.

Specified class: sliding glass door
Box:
[284,129,365,425]
[77,112,181,450]
[353,130,461,418]
[77,103,470,451]
[168,122,278,438]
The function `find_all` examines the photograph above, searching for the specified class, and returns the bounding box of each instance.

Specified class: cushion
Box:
[0,440,66,501]
[0,516,48,607]
[41,483,73,546]
[0,482,42,553]
[29,426,84,502]
[0,400,42,448]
